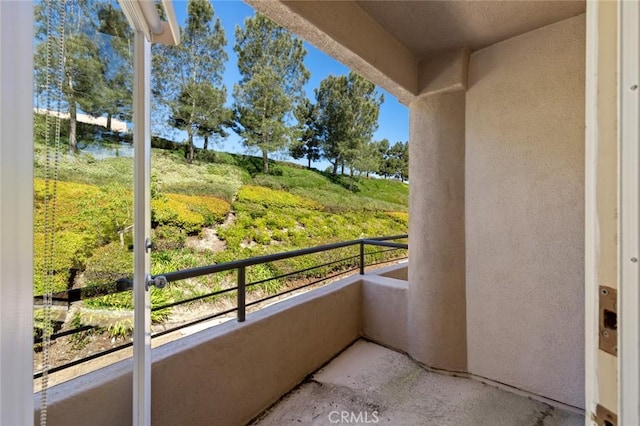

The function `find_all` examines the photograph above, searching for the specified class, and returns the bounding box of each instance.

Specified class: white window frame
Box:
[0,2,35,425]
[619,0,640,424]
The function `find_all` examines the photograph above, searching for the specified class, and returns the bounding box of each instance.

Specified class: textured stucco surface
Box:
[34,278,362,426]
[357,1,585,58]
[465,15,585,408]
[377,263,408,281]
[246,0,417,104]
[408,91,467,371]
[362,275,408,351]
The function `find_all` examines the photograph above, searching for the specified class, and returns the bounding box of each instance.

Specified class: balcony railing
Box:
[33,235,408,379]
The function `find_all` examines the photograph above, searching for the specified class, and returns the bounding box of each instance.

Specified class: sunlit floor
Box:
[252,340,583,426]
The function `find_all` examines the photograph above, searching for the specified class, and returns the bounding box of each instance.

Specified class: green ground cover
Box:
[34,126,408,337]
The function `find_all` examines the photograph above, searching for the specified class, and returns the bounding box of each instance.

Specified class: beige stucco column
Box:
[408,91,467,372]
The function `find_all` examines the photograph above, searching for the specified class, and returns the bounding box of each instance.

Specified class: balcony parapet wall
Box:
[34,275,363,426]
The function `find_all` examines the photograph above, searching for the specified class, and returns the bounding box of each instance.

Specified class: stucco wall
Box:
[465,15,585,409]
[362,274,408,352]
[34,278,362,426]
[408,91,467,372]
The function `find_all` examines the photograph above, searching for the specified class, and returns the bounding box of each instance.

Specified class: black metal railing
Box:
[33,235,408,378]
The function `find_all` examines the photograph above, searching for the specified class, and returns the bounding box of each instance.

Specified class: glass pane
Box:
[33,0,135,390]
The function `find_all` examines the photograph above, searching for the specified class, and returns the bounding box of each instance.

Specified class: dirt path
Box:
[185,211,236,252]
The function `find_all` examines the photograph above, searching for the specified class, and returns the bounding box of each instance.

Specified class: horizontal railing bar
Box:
[245,253,361,288]
[151,306,238,339]
[365,234,408,242]
[157,239,362,282]
[151,286,238,311]
[33,279,132,301]
[362,239,408,249]
[31,236,408,304]
[362,247,404,257]
[34,341,133,379]
[156,235,407,284]
[32,235,408,379]
[365,256,408,270]
[34,324,96,344]
[245,267,359,308]
[363,247,398,256]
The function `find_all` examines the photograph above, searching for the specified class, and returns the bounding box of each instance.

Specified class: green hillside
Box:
[34,132,407,305]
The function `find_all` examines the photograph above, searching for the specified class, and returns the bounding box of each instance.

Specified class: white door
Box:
[131,29,153,426]
[119,3,179,425]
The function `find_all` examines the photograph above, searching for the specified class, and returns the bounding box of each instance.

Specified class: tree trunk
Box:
[307,156,311,169]
[262,148,269,174]
[106,113,112,131]
[69,101,77,154]
[332,160,338,175]
[203,134,209,151]
[67,74,78,154]
[187,130,194,164]
[341,161,345,175]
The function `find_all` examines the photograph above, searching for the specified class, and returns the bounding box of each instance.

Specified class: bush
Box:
[386,211,409,226]
[153,225,186,251]
[152,193,230,234]
[33,230,96,294]
[84,287,172,324]
[84,242,133,286]
[237,185,322,210]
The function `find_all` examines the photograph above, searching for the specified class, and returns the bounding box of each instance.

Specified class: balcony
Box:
[5,0,622,424]
[35,259,583,425]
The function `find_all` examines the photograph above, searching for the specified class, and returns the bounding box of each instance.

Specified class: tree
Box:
[315,72,383,175]
[375,139,393,178]
[386,141,409,182]
[352,141,380,178]
[34,0,107,154]
[233,13,310,174]
[154,0,229,163]
[96,2,134,131]
[290,98,321,169]
[194,82,232,151]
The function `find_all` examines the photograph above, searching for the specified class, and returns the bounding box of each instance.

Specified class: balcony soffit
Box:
[356,0,586,59]
[246,0,586,104]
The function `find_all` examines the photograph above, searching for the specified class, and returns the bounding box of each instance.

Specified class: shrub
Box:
[237,185,322,210]
[152,193,230,234]
[385,211,409,226]
[84,242,133,286]
[84,287,172,324]
[33,230,95,294]
[153,225,186,251]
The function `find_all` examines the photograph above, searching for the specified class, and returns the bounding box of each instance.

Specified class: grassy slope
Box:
[34,136,408,317]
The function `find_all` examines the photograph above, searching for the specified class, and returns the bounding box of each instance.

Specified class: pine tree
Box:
[290,98,321,169]
[154,0,229,163]
[96,2,134,131]
[34,0,108,154]
[233,13,310,174]
[314,72,383,175]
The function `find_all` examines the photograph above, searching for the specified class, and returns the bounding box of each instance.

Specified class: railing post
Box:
[237,266,246,322]
[360,241,365,275]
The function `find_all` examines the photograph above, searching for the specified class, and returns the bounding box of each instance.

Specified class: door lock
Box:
[599,286,617,356]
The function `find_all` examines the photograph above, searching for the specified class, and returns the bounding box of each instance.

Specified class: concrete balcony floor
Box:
[253,340,583,426]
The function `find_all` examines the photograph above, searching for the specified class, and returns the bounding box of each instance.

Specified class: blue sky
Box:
[171,0,409,168]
